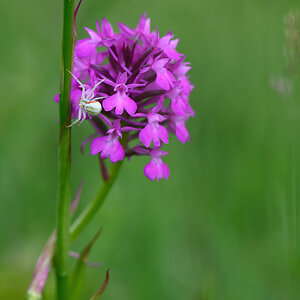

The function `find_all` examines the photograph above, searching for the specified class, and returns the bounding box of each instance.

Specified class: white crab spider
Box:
[67,70,105,127]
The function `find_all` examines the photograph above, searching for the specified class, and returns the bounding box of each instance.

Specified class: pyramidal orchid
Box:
[55,13,194,181]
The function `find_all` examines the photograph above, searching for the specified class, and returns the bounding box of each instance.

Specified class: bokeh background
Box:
[1,0,300,299]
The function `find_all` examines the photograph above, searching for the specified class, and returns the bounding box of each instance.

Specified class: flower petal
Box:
[76,39,96,57]
[101,18,114,38]
[84,27,102,43]
[143,158,169,181]
[161,162,170,180]
[156,72,171,90]
[164,48,181,61]
[54,93,59,103]
[155,69,175,90]
[118,22,135,37]
[139,124,153,148]
[158,125,169,144]
[176,122,190,143]
[144,160,158,180]
[123,95,137,116]
[102,93,119,112]
[103,91,137,116]
[90,136,107,155]
[110,139,125,163]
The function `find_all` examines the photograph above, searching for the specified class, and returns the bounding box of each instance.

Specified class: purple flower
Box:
[173,57,191,78]
[101,18,115,39]
[90,120,125,163]
[138,102,169,148]
[157,32,181,61]
[55,14,194,180]
[75,24,102,58]
[167,81,194,117]
[169,114,190,144]
[151,58,176,90]
[137,148,169,181]
[102,72,137,116]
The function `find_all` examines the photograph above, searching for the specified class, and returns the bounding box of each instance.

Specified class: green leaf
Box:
[89,269,110,300]
[70,229,102,300]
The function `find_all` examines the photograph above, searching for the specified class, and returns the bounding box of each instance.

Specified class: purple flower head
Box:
[55,14,194,180]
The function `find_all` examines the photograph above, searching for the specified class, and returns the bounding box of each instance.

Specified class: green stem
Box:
[70,161,124,242]
[56,0,74,298]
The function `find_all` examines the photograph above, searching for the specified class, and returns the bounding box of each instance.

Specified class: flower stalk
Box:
[56,0,75,298]
[70,156,124,241]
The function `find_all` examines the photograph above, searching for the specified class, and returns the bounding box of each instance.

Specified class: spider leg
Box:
[89,96,105,101]
[87,79,105,99]
[67,70,85,89]
[78,109,87,126]
[66,106,82,127]
[67,70,86,99]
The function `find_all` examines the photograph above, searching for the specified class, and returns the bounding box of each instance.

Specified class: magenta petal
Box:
[84,27,101,43]
[110,140,125,163]
[171,95,193,116]
[156,72,171,90]
[166,70,176,87]
[161,162,170,180]
[144,161,157,181]
[137,13,150,35]
[76,39,97,57]
[158,35,172,48]
[150,124,162,147]
[137,13,147,30]
[101,18,114,37]
[164,48,180,61]
[158,125,169,144]
[115,102,124,115]
[151,58,169,71]
[103,92,137,116]
[142,19,150,35]
[170,38,179,49]
[119,72,128,84]
[90,136,107,155]
[102,94,118,112]
[155,69,175,90]
[118,23,135,36]
[54,93,59,103]
[100,150,110,160]
[152,132,161,147]
[139,125,153,148]
[176,122,190,143]
[123,95,137,116]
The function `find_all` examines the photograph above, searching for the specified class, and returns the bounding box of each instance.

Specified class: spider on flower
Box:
[67,70,105,127]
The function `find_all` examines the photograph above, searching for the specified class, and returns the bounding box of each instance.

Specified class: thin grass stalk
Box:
[56,0,75,298]
[70,160,124,242]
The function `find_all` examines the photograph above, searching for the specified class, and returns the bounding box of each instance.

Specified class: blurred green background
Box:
[1,0,300,299]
